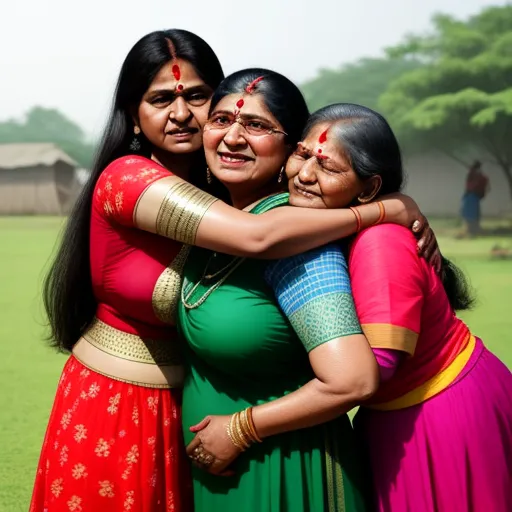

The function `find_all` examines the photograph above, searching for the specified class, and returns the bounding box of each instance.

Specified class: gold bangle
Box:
[240,409,254,444]
[245,407,262,443]
[227,413,248,451]
[235,412,252,449]
[349,206,362,232]
[155,182,218,244]
[239,409,256,445]
[374,201,386,225]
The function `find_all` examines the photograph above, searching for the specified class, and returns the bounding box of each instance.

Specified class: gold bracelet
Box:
[245,407,262,443]
[227,413,248,451]
[349,206,362,232]
[239,409,255,446]
[235,412,252,449]
[374,201,386,225]
[226,414,243,451]
[155,182,218,244]
[239,409,253,443]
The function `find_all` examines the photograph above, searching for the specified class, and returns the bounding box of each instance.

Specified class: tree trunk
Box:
[500,163,512,205]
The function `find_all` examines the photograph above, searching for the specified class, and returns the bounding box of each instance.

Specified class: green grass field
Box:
[0,216,511,511]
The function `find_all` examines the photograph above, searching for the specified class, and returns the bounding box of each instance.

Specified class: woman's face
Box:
[286,122,366,209]
[203,93,288,190]
[136,59,213,155]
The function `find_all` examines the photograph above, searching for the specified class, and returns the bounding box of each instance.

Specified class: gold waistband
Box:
[367,335,476,411]
[72,318,184,389]
[83,317,181,365]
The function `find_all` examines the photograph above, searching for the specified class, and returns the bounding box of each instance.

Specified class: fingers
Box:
[412,219,422,232]
[422,230,436,261]
[185,435,202,457]
[190,416,211,433]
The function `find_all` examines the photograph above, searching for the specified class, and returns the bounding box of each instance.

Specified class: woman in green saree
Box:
[178,69,434,512]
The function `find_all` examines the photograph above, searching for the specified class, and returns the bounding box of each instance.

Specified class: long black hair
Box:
[306,103,474,311]
[44,29,225,352]
[210,68,310,147]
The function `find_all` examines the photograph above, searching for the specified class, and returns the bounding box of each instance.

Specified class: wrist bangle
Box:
[245,407,262,443]
[349,206,362,232]
[374,201,386,225]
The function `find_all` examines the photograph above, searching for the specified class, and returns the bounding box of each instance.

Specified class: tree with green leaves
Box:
[379,5,512,201]
[301,57,420,113]
[0,107,94,167]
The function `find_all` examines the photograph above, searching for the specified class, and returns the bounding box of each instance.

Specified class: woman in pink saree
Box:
[286,103,512,512]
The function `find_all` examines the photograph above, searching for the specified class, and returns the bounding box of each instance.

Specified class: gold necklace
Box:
[181,255,245,310]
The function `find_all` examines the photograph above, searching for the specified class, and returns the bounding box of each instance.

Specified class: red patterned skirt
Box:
[30,356,192,512]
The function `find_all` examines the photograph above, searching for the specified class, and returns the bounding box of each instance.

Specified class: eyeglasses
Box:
[205,112,288,137]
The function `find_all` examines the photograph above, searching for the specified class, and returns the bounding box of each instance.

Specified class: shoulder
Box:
[93,156,172,223]
[349,224,421,272]
[100,155,171,182]
[352,224,416,252]
[266,243,350,296]
[95,156,172,197]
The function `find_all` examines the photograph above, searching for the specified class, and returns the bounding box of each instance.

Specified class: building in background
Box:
[0,143,80,215]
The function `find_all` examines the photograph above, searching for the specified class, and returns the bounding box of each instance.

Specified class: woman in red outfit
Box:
[30,30,428,512]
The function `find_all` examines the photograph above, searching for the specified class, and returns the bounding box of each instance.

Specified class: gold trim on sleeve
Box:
[155,182,218,244]
[361,323,418,355]
[152,244,191,324]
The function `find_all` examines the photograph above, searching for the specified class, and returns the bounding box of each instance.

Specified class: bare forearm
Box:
[251,379,362,439]
[197,201,389,259]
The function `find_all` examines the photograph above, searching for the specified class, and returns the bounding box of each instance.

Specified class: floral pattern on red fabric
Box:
[30,356,192,512]
[94,156,171,227]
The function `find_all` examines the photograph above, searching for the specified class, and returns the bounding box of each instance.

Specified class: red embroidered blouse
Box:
[90,155,186,338]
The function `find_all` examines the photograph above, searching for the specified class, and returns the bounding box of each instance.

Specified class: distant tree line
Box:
[0,107,94,168]
[301,5,512,202]
[2,6,511,200]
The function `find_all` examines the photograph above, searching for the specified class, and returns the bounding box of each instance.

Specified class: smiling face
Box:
[136,59,213,155]
[286,122,367,209]
[203,93,289,194]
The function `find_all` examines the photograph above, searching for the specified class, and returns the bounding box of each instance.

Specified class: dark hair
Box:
[210,68,310,146]
[306,103,474,311]
[44,29,225,352]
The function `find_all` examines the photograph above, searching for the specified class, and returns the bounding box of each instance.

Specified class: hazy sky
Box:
[1,0,506,137]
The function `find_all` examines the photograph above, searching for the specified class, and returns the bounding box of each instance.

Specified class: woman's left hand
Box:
[412,216,442,274]
[186,415,242,476]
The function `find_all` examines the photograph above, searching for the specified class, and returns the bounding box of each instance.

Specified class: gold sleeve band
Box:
[155,182,218,244]
[361,323,418,355]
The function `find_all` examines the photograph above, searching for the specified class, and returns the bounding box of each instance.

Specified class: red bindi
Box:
[318,130,328,144]
[172,64,181,81]
[236,99,245,109]
[177,84,184,91]
[317,148,323,154]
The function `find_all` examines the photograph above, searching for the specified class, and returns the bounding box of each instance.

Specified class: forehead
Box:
[147,59,205,90]
[214,93,276,120]
[302,122,347,160]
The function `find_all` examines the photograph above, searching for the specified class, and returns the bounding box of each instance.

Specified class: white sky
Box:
[0,0,506,138]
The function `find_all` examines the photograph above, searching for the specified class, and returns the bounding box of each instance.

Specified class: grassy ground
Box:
[0,216,510,511]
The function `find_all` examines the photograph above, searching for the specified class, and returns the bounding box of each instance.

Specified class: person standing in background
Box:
[461,160,489,236]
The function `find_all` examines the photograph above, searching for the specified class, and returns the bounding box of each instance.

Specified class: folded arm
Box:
[96,156,422,259]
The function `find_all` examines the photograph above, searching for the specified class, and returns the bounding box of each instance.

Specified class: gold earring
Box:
[277,166,285,183]
[134,126,141,135]
[206,167,212,185]
[357,195,372,204]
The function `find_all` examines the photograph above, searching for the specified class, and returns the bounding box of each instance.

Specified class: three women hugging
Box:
[30,29,511,512]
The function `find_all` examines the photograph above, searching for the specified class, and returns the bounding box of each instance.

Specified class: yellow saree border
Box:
[361,323,418,355]
[368,335,476,411]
